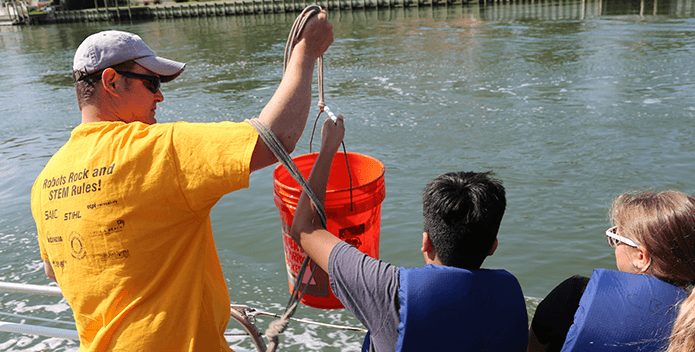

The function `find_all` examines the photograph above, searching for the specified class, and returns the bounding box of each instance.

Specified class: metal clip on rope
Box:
[323,105,338,123]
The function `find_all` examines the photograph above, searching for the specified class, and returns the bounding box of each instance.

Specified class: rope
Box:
[247,115,325,352]
[246,118,324,352]
[287,5,354,211]
[246,119,327,228]
[252,311,368,333]
[247,5,328,351]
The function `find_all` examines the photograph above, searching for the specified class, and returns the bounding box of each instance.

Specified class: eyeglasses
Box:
[115,71,161,93]
[605,226,639,248]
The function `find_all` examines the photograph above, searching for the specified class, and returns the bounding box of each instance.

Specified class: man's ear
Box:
[101,68,120,96]
[488,238,498,256]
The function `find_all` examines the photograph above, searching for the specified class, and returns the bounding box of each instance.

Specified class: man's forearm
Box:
[258,48,314,153]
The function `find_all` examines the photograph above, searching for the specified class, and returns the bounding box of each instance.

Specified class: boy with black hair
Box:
[291,116,528,352]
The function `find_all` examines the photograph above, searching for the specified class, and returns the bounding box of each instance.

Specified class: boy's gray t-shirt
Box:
[328,241,401,352]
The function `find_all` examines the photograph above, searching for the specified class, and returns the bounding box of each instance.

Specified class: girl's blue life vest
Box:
[362,264,528,352]
[561,268,688,352]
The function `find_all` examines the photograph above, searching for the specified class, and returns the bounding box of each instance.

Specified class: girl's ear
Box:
[634,246,652,273]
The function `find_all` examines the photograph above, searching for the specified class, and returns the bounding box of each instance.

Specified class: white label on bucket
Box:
[281,222,330,298]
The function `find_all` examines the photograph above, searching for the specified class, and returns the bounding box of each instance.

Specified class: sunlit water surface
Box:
[2,0,695,350]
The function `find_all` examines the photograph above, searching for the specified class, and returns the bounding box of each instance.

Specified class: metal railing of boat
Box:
[0,281,268,350]
[0,281,544,351]
[0,281,367,351]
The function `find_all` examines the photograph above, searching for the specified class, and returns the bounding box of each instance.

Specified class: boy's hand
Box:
[320,115,345,155]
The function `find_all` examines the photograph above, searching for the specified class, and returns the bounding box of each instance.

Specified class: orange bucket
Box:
[273,152,386,309]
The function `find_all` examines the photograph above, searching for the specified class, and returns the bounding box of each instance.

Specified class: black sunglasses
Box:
[115,71,161,93]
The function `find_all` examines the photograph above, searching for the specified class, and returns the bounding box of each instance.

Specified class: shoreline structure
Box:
[13,0,695,25]
[23,0,474,24]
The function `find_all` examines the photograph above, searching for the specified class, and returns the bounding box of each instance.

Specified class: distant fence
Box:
[478,0,695,21]
[42,0,471,23]
[31,0,695,24]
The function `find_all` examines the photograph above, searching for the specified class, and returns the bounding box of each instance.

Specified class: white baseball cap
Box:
[72,30,186,83]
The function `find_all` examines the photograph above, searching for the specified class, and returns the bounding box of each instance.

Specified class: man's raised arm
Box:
[250,10,334,172]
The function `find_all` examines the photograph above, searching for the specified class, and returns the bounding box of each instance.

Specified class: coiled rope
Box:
[246,5,331,352]
[246,118,322,352]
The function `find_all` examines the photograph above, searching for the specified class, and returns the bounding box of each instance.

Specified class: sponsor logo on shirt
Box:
[98,249,130,261]
[86,199,119,210]
[52,260,67,268]
[46,231,63,244]
[90,219,125,236]
[69,231,86,260]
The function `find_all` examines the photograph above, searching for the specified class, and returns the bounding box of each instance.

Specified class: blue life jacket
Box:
[561,268,688,352]
[362,264,528,352]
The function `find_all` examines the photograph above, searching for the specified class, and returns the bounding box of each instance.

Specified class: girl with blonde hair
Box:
[529,190,695,352]
[666,290,695,352]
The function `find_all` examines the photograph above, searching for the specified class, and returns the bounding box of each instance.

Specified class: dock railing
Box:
[32,0,695,24]
[45,0,471,23]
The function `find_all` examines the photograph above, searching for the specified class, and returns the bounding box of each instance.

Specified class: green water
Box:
[2,0,695,350]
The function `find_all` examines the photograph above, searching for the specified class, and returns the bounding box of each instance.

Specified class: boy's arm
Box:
[290,116,344,273]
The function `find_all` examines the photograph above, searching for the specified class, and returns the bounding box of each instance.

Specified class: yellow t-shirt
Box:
[31,121,258,351]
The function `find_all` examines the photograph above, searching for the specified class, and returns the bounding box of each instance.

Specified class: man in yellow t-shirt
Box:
[30,18,333,352]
